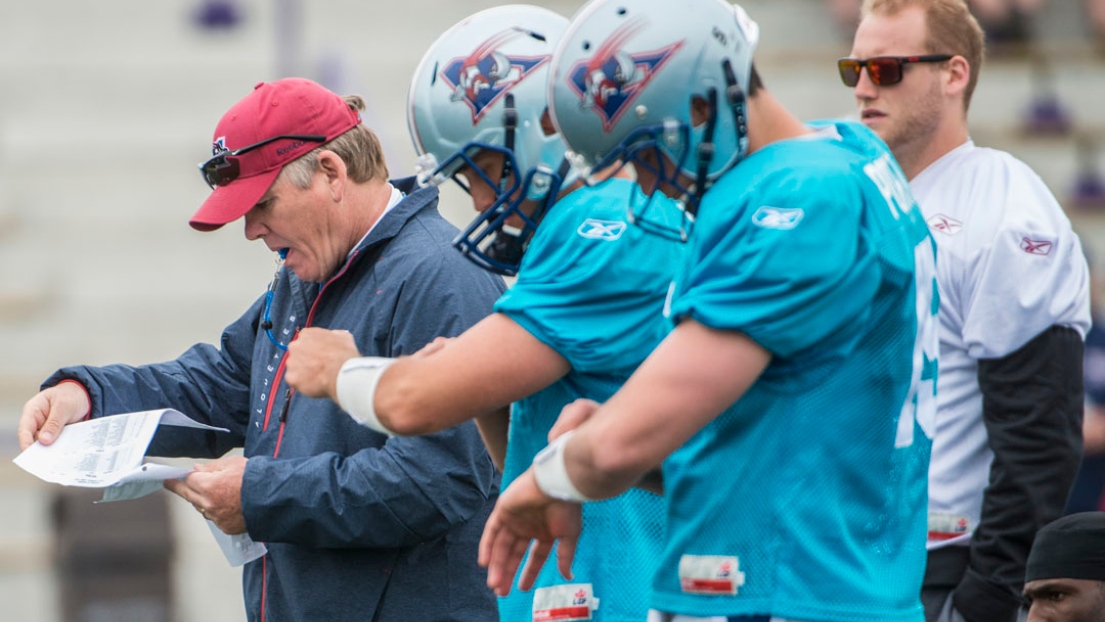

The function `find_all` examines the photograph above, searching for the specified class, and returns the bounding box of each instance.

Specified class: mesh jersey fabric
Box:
[494,178,687,621]
[653,121,936,621]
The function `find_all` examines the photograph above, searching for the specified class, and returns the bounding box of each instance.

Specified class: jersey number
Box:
[865,154,938,447]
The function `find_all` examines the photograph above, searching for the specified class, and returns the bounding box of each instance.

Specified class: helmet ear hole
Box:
[690,96,712,128]
[540,108,556,136]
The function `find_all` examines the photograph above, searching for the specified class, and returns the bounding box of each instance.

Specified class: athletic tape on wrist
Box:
[532,430,593,502]
[336,357,397,435]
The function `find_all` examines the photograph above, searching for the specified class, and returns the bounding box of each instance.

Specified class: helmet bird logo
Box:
[566,18,683,131]
[439,29,550,123]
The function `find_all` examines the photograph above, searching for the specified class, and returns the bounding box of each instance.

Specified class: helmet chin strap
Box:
[689,59,748,216]
[480,92,525,270]
[723,58,748,163]
[500,93,518,197]
[484,230,526,267]
[691,86,719,217]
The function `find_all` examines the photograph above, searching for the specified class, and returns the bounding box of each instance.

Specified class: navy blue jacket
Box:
[46,178,504,621]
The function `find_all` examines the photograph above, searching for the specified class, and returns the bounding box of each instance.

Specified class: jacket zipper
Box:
[257,249,361,622]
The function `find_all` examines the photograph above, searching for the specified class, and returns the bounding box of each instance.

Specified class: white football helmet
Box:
[549,0,759,237]
[407,5,571,275]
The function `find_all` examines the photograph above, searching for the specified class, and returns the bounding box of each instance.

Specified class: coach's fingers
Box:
[18,384,91,448]
[478,508,501,569]
[411,336,453,359]
[16,397,46,451]
[163,476,196,505]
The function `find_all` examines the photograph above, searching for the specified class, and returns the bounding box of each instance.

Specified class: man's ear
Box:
[945,55,971,99]
[691,95,712,128]
[316,151,348,202]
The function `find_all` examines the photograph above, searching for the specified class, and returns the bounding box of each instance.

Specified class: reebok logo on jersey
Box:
[577,218,626,240]
[927,213,963,236]
[751,206,803,230]
[1020,237,1054,256]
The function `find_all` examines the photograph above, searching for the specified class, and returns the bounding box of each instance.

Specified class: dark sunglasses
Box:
[837,54,953,87]
[198,134,327,188]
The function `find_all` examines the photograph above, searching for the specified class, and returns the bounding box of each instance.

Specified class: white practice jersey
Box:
[911,139,1092,550]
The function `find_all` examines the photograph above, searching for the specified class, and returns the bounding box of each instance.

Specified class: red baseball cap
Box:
[190,78,361,231]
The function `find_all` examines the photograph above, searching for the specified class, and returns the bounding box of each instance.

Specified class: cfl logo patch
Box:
[577,218,626,241]
[532,583,596,621]
[678,554,745,595]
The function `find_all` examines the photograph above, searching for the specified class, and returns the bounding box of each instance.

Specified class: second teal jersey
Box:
[653,121,938,621]
[494,178,686,621]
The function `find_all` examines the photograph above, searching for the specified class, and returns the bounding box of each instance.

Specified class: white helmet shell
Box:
[407,4,571,199]
[549,0,759,183]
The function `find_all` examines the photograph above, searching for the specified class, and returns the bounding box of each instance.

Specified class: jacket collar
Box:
[354,176,439,253]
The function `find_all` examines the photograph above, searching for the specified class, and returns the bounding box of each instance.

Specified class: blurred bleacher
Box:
[1,1,1102,620]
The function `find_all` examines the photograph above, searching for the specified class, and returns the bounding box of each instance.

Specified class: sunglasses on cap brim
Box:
[198,134,327,189]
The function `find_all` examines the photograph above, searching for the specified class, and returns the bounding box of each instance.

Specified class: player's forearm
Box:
[373,359,482,436]
[366,314,570,437]
[553,320,770,500]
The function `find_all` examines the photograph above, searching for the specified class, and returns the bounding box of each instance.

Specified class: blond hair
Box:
[862,0,984,110]
[278,95,390,188]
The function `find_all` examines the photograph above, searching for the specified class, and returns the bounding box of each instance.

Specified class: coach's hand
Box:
[165,456,248,535]
[479,469,581,596]
[285,328,361,401]
[18,381,92,450]
[411,336,454,359]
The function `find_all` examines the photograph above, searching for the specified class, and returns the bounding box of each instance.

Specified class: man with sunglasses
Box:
[283,7,685,621]
[16,78,504,621]
[472,0,940,620]
[845,2,1091,621]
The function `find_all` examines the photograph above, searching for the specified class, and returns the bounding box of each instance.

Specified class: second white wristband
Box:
[532,430,594,502]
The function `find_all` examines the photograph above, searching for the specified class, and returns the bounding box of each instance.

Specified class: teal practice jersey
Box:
[494,178,686,621]
[653,121,938,621]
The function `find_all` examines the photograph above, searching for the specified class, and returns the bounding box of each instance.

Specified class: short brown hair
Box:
[279,95,389,188]
[862,0,984,110]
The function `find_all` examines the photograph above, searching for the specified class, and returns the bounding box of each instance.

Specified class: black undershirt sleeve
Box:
[953,325,1084,622]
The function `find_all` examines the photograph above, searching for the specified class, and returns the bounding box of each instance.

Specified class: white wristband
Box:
[532,430,593,502]
[336,356,397,435]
